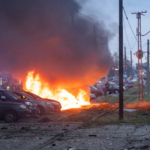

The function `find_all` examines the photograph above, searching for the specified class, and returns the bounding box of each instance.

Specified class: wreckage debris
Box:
[38,117,52,123]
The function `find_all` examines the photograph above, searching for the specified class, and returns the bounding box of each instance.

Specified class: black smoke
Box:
[0,0,112,90]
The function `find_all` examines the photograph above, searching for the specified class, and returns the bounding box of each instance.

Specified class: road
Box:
[0,103,149,150]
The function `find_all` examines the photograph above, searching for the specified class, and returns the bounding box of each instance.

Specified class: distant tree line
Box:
[108,52,134,77]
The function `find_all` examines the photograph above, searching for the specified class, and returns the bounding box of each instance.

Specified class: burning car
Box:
[11,91,62,115]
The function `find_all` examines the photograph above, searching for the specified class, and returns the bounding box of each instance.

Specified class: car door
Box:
[0,91,16,103]
[0,101,5,119]
[0,92,13,119]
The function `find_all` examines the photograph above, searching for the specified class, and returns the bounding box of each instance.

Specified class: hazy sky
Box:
[80,0,150,65]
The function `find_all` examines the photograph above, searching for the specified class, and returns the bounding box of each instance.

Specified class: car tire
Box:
[38,106,45,116]
[4,110,17,123]
[114,90,119,94]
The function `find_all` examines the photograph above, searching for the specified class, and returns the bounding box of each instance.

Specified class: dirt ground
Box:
[0,104,150,150]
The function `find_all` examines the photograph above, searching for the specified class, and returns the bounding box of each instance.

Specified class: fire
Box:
[25,71,90,110]
[126,101,150,111]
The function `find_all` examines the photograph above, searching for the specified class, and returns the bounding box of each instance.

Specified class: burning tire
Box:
[4,110,17,123]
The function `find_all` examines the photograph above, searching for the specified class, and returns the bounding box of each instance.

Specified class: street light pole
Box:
[119,0,124,120]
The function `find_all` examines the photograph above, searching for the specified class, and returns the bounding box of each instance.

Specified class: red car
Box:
[128,83,133,87]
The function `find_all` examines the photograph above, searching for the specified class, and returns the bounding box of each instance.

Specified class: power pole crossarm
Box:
[132,11,147,14]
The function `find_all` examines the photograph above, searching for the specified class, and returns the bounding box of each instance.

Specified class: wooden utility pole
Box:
[130,50,133,80]
[147,39,149,95]
[119,0,123,120]
[124,47,126,71]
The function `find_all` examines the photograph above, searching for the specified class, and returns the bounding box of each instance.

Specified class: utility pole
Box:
[130,50,133,80]
[124,47,127,81]
[147,39,149,95]
[124,47,127,71]
[119,0,123,120]
[132,11,147,102]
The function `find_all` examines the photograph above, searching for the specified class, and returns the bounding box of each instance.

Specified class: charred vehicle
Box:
[0,101,36,123]
[12,91,62,115]
[0,89,39,116]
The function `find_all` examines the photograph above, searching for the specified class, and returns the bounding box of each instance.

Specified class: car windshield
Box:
[12,91,33,100]
[3,91,19,100]
[23,91,42,99]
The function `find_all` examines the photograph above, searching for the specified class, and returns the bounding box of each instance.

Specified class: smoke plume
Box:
[0,0,112,91]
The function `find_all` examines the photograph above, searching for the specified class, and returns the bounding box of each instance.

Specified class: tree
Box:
[108,52,133,77]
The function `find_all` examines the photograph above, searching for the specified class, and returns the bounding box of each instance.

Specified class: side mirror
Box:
[1,96,6,100]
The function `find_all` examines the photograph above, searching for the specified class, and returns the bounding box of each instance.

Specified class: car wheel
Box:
[38,106,45,116]
[114,90,119,94]
[4,111,17,123]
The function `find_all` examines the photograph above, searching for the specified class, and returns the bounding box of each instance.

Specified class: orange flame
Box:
[126,101,150,111]
[25,71,90,110]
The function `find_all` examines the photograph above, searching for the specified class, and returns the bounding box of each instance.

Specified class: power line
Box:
[143,15,150,20]
[123,19,132,49]
[123,7,138,43]
[131,40,136,49]
[109,32,127,46]
[142,43,147,48]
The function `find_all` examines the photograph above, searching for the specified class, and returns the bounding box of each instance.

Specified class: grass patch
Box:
[144,95,150,102]
[84,111,150,127]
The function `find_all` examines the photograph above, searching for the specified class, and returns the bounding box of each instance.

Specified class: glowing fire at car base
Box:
[25,71,90,110]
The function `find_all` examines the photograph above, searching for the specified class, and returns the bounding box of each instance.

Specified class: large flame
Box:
[25,71,90,110]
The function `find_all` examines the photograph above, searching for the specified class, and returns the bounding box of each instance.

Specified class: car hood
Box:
[15,99,35,104]
[40,98,61,107]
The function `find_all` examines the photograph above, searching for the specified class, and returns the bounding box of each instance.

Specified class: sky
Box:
[80,0,150,66]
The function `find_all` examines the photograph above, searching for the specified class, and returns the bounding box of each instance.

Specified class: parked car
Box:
[128,83,133,88]
[108,83,119,94]
[23,91,62,112]
[11,91,62,115]
[0,101,34,123]
[0,89,38,116]
[129,81,134,84]
[90,85,104,97]
[112,81,126,90]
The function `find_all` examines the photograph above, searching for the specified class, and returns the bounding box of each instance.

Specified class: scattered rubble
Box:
[0,107,149,150]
